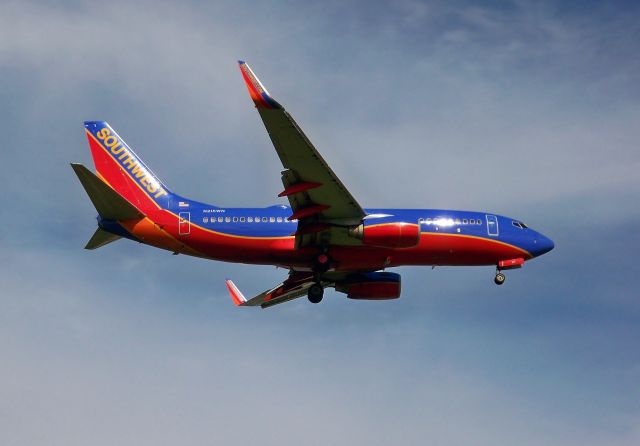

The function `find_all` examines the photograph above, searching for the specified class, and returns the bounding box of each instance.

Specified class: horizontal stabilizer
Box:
[71,163,143,220]
[85,227,121,250]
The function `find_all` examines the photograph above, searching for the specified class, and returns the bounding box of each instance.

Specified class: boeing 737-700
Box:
[71,61,554,308]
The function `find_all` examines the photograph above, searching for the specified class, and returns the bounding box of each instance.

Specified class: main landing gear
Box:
[308,251,331,303]
[308,283,324,304]
[314,253,331,273]
[494,271,506,285]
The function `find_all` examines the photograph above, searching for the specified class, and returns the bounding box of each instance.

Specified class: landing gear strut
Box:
[314,253,331,273]
[308,249,330,303]
[494,271,506,285]
[308,283,324,303]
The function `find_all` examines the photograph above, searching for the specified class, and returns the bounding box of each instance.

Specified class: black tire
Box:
[308,284,324,303]
[494,272,506,285]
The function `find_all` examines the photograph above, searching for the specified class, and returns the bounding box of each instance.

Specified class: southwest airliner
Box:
[71,61,554,308]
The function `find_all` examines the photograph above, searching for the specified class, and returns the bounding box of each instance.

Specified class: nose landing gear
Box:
[494,258,525,284]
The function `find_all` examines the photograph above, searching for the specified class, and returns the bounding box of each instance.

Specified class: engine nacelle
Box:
[335,272,401,300]
[349,221,420,248]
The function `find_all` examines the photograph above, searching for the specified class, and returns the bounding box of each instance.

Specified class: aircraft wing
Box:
[239,61,366,248]
[226,272,331,309]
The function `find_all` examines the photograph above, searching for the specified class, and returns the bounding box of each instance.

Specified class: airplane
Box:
[71,61,554,309]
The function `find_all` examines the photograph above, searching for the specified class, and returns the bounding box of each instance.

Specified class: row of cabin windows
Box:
[202,216,286,224]
[418,217,483,226]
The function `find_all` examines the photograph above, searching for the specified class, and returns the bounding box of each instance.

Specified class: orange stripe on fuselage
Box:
[119,217,203,257]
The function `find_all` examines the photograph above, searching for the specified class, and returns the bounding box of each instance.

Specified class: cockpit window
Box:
[512,220,528,229]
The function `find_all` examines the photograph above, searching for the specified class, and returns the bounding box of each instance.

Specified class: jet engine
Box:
[349,221,420,248]
[335,272,401,300]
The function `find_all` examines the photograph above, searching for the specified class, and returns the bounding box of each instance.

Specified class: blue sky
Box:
[0,1,639,444]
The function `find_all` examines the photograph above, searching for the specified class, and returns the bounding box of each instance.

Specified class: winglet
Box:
[238,61,283,109]
[225,279,248,306]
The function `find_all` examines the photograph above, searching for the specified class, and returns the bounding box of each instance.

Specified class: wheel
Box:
[308,283,324,303]
[494,272,506,285]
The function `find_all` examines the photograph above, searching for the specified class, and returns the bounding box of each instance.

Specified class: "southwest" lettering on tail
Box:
[94,127,168,200]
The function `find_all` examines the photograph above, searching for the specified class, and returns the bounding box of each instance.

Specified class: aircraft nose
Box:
[533,233,555,257]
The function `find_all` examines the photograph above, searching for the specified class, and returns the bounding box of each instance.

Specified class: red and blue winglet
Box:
[225,279,248,306]
[238,60,283,109]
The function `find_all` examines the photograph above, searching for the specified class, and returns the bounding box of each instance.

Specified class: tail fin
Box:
[84,121,172,213]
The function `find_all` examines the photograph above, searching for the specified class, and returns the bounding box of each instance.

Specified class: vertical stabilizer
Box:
[84,121,172,213]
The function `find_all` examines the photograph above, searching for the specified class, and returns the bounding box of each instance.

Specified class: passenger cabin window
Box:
[233,217,238,222]
[277,217,283,223]
[269,217,275,223]
[255,216,260,222]
[248,217,253,222]
[240,217,246,222]
[203,217,209,223]
[262,217,268,222]
[463,219,468,224]
[225,217,230,223]
[426,218,432,224]
[218,217,223,222]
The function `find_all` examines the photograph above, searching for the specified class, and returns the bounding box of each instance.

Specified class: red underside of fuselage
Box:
[123,219,531,271]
